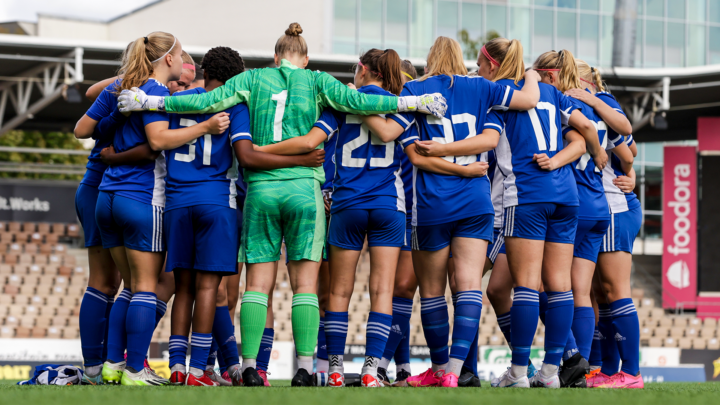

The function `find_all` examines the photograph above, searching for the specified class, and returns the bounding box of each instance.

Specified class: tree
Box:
[458,29,501,60]
[0,130,87,181]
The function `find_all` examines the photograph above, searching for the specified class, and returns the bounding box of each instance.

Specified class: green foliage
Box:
[0,130,88,181]
[458,29,501,60]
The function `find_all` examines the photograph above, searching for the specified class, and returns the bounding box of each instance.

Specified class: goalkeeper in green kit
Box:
[118,22,447,387]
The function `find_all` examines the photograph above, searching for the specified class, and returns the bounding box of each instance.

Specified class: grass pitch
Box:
[2,380,719,405]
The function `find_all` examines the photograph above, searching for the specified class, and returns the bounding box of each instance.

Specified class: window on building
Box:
[411,0,434,57]
[666,22,685,67]
[668,0,686,19]
[710,27,720,64]
[534,9,554,60]
[557,11,577,53]
[360,0,383,51]
[646,0,665,17]
[688,0,706,21]
[333,0,357,55]
[579,13,600,66]
[644,20,664,67]
[688,25,706,66]
[437,0,460,39]
[486,4,507,38]
[386,0,410,56]
[580,0,600,11]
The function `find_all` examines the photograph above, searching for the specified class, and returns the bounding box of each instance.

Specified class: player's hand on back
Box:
[397,94,448,118]
[414,140,445,157]
[565,88,597,107]
[206,112,230,134]
[593,149,608,170]
[299,149,326,167]
[347,83,357,90]
[463,161,489,178]
[533,153,557,171]
[613,175,635,193]
[99,145,116,165]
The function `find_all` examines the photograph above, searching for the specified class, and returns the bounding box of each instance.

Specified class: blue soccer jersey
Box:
[164,88,250,211]
[563,98,614,220]
[397,144,413,217]
[399,75,514,226]
[82,81,119,187]
[493,80,579,208]
[99,79,170,206]
[313,85,415,214]
[487,149,505,229]
[322,133,337,193]
[595,92,641,214]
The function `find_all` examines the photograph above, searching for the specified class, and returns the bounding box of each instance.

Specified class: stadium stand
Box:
[2,220,720,351]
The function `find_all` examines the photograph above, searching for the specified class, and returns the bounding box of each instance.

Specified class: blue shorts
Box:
[236,205,243,254]
[95,192,165,252]
[75,184,102,247]
[411,214,493,252]
[402,215,412,252]
[503,203,578,244]
[574,218,611,263]
[486,228,506,264]
[165,205,238,274]
[328,209,405,250]
[600,206,641,254]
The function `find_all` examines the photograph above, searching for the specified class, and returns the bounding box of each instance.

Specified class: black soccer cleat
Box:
[291,368,313,387]
[242,367,264,387]
[377,367,390,386]
[458,366,482,387]
[559,353,589,388]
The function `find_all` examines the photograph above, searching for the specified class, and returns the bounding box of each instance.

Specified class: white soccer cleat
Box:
[495,369,530,388]
[491,368,509,387]
[530,371,560,388]
[206,368,232,386]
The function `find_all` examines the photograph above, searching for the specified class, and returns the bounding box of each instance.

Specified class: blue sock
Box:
[420,296,449,366]
[79,287,112,367]
[571,306,595,361]
[212,306,239,367]
[324,311,348,356]
[207,338,218,368]
[189,332,213,371]
[463,323,479,375]
[543,291,574,366]
[610,298,640,376]
[563,330,579,361]
[317,317,327,361]
[125,292,157,371]
[510,287,539,366]
[366,312,393,359]
[257,328,274,371]
[589,325,602,367]
[497,311,512,347]
[449,291,482,364]
[106,288,132,363]
[395,327,410,365]
[598,304,620,375]
[102,298,114,362]
[155,298,167,329]
[381,297,413,362]
[218,346,227,374]
[538,292,548,325]
[168,335,189,369]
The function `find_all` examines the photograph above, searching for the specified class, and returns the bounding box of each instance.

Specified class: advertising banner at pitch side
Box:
[662,146,698,309]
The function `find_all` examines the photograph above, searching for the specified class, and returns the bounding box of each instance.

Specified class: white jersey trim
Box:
[151,151,167,207]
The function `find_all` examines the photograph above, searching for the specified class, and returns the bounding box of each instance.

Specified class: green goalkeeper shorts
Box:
[240,178,325,264]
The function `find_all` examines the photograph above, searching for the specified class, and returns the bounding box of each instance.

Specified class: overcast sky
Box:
[0,0,158,23]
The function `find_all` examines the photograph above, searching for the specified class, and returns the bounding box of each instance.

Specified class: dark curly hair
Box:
[201,46,245,83]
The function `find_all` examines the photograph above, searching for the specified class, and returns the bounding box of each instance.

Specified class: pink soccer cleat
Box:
[257,369,271,387]
[439,372,458,388]
[596,371,644,389]
[587,371,612,388]
[406,368,443,387]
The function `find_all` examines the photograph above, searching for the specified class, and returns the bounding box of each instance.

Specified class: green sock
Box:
[291,293,320,357]
[240,291,268,360]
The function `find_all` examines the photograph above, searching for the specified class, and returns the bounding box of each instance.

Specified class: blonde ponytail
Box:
[533,49,581,93]
[116,31,177,94]
[483,38,525,85]
[418,36,467,87]
[576,59,606,92]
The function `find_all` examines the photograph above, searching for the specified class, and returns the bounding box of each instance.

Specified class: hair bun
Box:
[285,23,303,36]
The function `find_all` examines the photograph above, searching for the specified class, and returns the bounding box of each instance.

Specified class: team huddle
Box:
[73,21,642,389]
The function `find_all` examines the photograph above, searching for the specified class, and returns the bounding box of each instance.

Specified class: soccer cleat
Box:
[228,366,243,386]
[490,368,508,388]
[529,370,560,388]
[439,372,459,388]
[185,371,219,387]
[458,366,481,387]
[559,353,589,388]
[291,368,313,387]
[527,361,538,379]
[406,368,443,387]
[82,372,104,385]
[328,371,344,387]
[206,369,231,386]
[101,360,125,385]
[170,371,186,385]
[377,367,391,386]
[361,373,382,387]
[242,367,264,387]
[596,371,644,389]
[394,369,411,384]
[257,369,271,387]
[221,371,232,384]
[121,367,170,386]
[587,371,612,388]
[496,369,530,388]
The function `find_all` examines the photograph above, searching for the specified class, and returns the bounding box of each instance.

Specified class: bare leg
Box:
[87,246,120,296]
[393,251,418,299]
[487,254,513,315]
[368,246,400,314]
[327,246,361,312]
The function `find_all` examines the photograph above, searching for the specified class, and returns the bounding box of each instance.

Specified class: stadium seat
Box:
[708,338,720,350]
[669,327,684,338]
[31,327,46,338]
[686,328,699,338]
[678,338,693,349]
[0,326,13,338]
[704,318,718,328]
[8,222,21,233]
[61,327,78,339]
[3,285,19,295]
[4,316,18,326]
[692,338,707,349]
[15,326,31,338]
[654,327,669,337]
[66,224,80,238]
[18,315,35,327]
[650,308,665,318]
[37,223,51,234]
[640,327,652,340]
[52,223,66,236]
[673,317,689,327]
[533,336,545,346]
[35,316,52,328]
[700,327,716,338]
[46,327,61,339]
[641,298,655,307]
[0,295,11,305]
[664,337,678,347]
[67,317,79,327]
[648,337,663,347]
[688,318,703,328]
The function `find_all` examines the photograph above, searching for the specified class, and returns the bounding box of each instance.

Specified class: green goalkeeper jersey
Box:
[164,59,400,183]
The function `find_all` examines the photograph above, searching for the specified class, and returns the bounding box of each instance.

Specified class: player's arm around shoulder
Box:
[165,70,255,114]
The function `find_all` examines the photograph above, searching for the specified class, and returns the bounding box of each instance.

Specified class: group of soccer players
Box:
[72,21,642,389]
